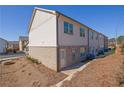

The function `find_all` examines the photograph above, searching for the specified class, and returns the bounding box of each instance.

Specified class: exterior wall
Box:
[29,46,58,71]
[0,38,7,53]
[29,9,57,47]
[59,46,87,70]
[57,15,88,70]
[98,34,105,50]
[58,15,88,46]
[88,29,99,55]
[29,9,58,71]
[19,40,28,51]
[8,41,19,50]
[104,36,108,49]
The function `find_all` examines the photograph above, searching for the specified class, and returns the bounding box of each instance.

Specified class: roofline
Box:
[0,37,8,43]
[19,36,28,39]
[56,11,107,37]
[34,7,56,14]
[28,7,108,38]
[28,7,57,33]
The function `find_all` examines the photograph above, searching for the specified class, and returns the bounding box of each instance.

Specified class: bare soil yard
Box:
[0,47,124,87]
[0,57,67,87]
[61,49,124,87]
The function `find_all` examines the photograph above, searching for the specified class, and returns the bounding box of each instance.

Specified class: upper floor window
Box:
[80,27,85,37]
[64,21,73,34]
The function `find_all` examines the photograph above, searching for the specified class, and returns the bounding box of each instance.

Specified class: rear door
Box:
[59,49,66,68]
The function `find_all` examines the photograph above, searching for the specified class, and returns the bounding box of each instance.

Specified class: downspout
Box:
[56,12,60,72]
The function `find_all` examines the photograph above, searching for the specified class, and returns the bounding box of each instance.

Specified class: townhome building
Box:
[0,38,8,54]
[28,7,108,71]
[19,36,28,52]
[88,29,99,56]
[8,41,19,51]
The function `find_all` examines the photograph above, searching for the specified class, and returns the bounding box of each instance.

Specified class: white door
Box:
[59,49,66,68]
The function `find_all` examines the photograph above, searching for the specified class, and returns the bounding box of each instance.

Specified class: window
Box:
[64,22,68,33]
[80,27,85,37]
[80,47,86,57]
[64,21,73,34]
[90,32,93,39]
[69,24,73,34]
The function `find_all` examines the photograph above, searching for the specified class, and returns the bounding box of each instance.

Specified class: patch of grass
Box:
[27,56,40,64]
[104,48,115,56]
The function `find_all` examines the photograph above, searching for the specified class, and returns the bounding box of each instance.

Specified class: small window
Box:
[80,47,86,57]
[80,27,85,37]
[64,21,73,34]
[69,24,73,34]
[64,22,68,33]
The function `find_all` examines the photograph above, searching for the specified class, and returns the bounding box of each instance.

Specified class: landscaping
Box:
[61,51,124,87]
[0,57,67,87]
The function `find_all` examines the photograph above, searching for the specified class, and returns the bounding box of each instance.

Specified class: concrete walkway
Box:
[54,60,93,87]
[0,52,25,62]
[0,56,24,62]
[61,60,93,75]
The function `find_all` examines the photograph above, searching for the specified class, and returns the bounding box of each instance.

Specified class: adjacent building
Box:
[28,7,108,71]
[19,36,28,52]
[108,38,116,49]
[8,41,19,51]
[0,38,8,54]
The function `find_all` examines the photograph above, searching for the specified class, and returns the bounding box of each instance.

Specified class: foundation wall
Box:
[29,46,58,71]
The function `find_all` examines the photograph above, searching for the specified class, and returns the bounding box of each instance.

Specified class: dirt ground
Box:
[0,47,124,87]
[0,57,67,87]
[61,47,124,87]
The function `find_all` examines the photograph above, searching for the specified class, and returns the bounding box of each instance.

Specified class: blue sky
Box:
[0,5,124,41]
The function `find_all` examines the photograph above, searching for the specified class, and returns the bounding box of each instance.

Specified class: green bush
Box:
[104,48,115,56]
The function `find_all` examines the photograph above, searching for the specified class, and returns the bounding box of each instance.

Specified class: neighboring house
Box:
[19,36,28,52]
[8,41,19,51]
[0,38,8,54]
[104,35,108,49]
[108,38,116,49]
[28,7,108,71]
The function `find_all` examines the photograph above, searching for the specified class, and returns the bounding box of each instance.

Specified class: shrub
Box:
[27,56,40,64]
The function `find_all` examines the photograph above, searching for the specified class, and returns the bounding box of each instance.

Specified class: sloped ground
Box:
[0,47,124,87]
[61,48,124,87]
[0,57,67,87]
